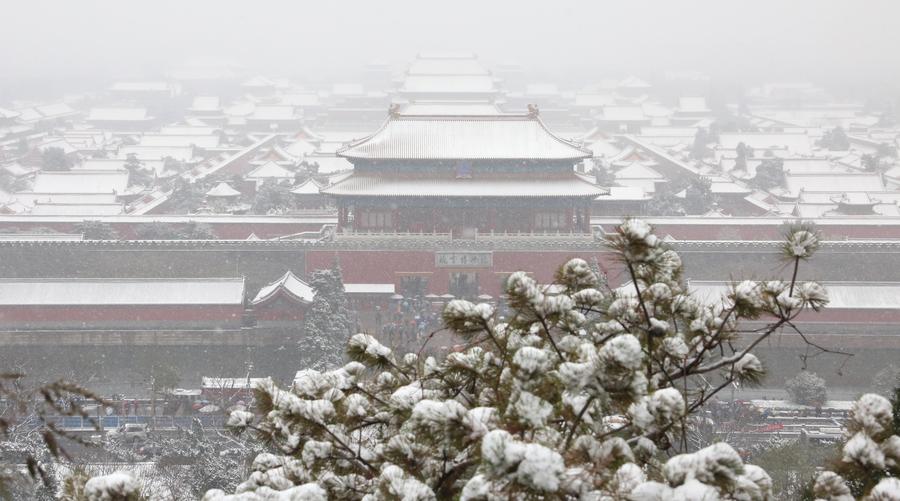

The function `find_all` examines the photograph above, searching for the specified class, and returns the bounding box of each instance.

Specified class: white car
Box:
[108,423,148,443]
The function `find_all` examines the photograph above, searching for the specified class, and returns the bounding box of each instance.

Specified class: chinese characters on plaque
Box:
[435,251,492,268]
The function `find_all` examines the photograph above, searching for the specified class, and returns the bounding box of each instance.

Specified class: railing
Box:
[33,415,225,431]
[335,229,595,241]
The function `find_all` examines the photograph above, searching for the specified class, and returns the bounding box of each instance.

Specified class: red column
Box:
[584,204,592,232]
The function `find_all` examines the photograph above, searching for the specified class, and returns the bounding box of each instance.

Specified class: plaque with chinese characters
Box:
[435,251,492,268]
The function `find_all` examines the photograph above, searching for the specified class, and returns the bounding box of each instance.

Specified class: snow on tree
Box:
[300,263,355,371]
[811,393,900,499]
[154,218,856,500]
[786,370,828,407]
[82,472,142,500]
[73,219,890,498]
[0,374,105,498]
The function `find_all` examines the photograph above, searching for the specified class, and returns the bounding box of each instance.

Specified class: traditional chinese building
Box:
[323,108,603,236]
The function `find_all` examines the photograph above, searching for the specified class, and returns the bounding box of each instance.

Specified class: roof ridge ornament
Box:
[389,103,401,118]
[527,104,540,117]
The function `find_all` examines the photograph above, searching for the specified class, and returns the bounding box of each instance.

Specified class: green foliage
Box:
[133,221,216,240]
[682,176,715,214]
[646,176,716,215]
[40,146,71,171]
[124,153,154,187]
[200,220,840,499]
[871,365,900,397]
[735,141,754,162]
[691,128,710,159]
[75,220,119,240]
[167,178,204,214]
[750,440,837,500]
[0,375,106,496]
[819,127,851,151]
[751,158,786,190]
[590,158,616,186]
[146,361,180,393]
[644,188,685,216]
[786,371,828,406]
[301,263,355,370]
[252,180,293,215]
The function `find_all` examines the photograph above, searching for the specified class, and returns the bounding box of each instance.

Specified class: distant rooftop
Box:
[86,107,150,122]
[252,271,314,305]
[322,175,604,198]
[0,278,245,306]
[337,113,592,160]
[32,170,129,195]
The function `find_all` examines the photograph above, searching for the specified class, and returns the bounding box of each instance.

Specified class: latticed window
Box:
[360,211,392,229]
[534,211,566,230]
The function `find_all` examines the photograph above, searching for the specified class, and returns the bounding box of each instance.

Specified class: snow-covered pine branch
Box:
[74,218,893,499]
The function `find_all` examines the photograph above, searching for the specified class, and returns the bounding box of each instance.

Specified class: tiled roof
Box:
[290,179,322,195]
[785,173,885,196]
[0,278,244,305]
[246,161,294,179]
[252,271,314,304]
[32,170,129,194]
[139,134,219,148]
[206,182,241,197]
[344,283,395,294]
[29,202,125,215]
[718,132,812,155]
[119,146,194,162]
[86,108,150,121]
[338,114,592,160]
[322,175,604,198]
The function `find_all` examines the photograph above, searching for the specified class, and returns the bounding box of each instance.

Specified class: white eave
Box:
[337,114,592,160]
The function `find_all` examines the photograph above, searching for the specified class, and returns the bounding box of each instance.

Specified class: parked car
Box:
[108,423,148,443]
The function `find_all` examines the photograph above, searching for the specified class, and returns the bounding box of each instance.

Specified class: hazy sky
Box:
[2,0,899,88]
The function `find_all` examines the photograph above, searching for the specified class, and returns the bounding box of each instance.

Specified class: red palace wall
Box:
[305,249,617,298]
[595,222,900,241]
[0,220,322,240]
[0,304,244,330]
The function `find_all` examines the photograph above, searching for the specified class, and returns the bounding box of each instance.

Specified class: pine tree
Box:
[41,146,71,171]
[194,220,865,500]
[691,128,709,159]
[751,158,786,190]
[300,263,355,371]
[786,370,828,406]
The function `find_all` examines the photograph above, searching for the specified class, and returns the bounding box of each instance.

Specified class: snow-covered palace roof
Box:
[0,278,245,306]
[206,182,242,198]
[246,161,294,180]
[322,175,604,198]
[337,113,592,161]
[32,170,129,195]
[252,271,315,305]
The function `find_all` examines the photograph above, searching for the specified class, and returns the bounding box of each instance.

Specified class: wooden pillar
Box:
[584,203,592,233]
[565,207,574,232]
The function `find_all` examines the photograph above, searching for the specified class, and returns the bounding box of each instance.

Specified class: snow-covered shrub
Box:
[173,219,847,499]
[786,370,828,407]
[82,472,142,501]
[810,393,900,500]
